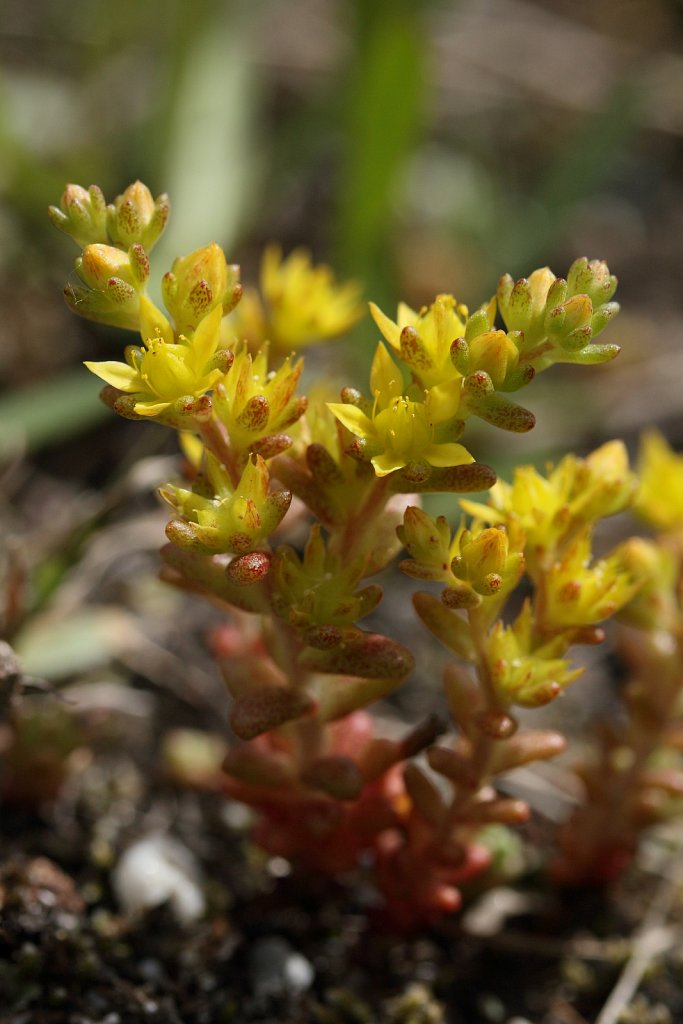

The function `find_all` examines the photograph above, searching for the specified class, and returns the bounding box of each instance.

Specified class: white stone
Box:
[112,833,204,926]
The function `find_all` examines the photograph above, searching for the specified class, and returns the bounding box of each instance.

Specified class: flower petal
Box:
[139,295,173,345]
[84,360,139,391]
[190,304,223,368]
[133,399,172,416]
[371,451,407,476]
[424,443,474,468]
[369,302,401,350]
[369,343,403,403]
[327,402,374,438]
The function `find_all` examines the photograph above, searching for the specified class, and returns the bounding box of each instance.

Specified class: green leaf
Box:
[14,607,136,680]
[0,370,109,457]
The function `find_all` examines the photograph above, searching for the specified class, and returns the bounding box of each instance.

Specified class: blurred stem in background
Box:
[335,0,427,312]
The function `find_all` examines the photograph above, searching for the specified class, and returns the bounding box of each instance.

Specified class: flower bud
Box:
[546,294,593,351]
[567,257,617,305]
[467,330,519,390]
[497,268,556,334]
[107,181,170,251]
[77,243,137,291]
[66,243,142,330]
[48,183,108,247]
[162,243,241,334]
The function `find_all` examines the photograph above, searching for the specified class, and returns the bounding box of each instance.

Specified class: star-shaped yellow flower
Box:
[370,294,471,389]
[84,302,225,417]
[328,344,472,478]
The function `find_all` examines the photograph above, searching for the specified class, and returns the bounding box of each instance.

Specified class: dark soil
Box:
[2,710,683,1024]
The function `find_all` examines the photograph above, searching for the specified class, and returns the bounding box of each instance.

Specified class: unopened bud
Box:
[162,243,241,333]
[49,183,108,247]
[107,180,170,251]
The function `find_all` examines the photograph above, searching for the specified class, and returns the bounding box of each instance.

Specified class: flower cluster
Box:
[53,177,664,929]
[226,245,364,353]
[553,433,683,884]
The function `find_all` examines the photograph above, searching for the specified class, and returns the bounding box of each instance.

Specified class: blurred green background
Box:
[2,0,683,463]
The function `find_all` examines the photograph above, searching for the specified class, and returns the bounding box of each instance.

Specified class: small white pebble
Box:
[112,834,204,926]
[249,936,315,996]
[284,951,315,993]
[462,887,536,938]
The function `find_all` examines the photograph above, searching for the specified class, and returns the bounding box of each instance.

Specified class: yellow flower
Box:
[84,303,225,417]
[370,294,470,389]
[486,604,582,708]
[452,524,525,598]
[213,341,307,455]
[398,507,524,599]
[328,344,472,478]
[161,453,291,554]
[462,441,638,561]
[543,531,641,631]
[616,537,680,633]
[635,431,683,532]
[228,245,363,352]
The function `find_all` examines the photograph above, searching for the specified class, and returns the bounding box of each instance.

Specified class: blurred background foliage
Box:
[1,0,683,483]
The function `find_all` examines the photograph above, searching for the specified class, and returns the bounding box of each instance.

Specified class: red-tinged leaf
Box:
[442,663,482,735]
[471,395,535,433]
[400,714,446,758]
[357,737,401,781]
[465,798,530,825]
[412,592,476,660]
[392,462,497,494]
[250,434,292,459]
[222,746,294,789]
[303,625,343,650]
[489,729,566,772]
[403,763,445,829]
[165,518,215,553]
[473,709,518,740]
[427,746,479,791]
[299,630,414,680]
[301,756,364,800]
[315,674,403,723]
[358,715,445,782]
[160,544,270,614]
[237,395,269,432]
[306,443,343,484]
[229,686,316,740]
[226,551,272,585]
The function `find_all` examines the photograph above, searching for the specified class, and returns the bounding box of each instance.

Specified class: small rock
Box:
[112,834,204,925]
[248,936,315,996]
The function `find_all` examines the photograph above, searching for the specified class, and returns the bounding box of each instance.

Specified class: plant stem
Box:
[334,475,391,565]
[437,604,506,843]
[198,414,241,487]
